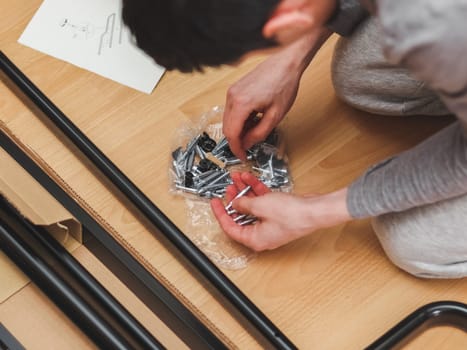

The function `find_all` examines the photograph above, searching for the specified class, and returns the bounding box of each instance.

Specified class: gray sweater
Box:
[330,0,467,218]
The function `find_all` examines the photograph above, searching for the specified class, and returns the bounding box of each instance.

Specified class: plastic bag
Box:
[169,106,293,269]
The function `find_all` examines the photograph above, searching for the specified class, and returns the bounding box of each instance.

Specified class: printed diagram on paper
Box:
[59,12,122,56]
[19,0,165,94]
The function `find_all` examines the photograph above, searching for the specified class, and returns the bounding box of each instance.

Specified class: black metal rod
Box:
[0,51,295,349]
[366,301,467,350]
[0,323,25,350]
[0,196,164,350]
[0,129,226,349]
[0,211,134,350]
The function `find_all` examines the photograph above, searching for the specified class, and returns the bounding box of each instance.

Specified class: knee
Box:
[331,18,415,116]
[371,213,467,279]
[331,16,449,117]
[371,215,425,277]
[330,23,383,114]
[331,36,363,111]
[378,0,467,94]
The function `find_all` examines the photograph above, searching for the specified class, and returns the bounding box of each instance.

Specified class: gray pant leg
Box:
[372,193,467,278]
[331,18,449,116]
[332,3,467,278]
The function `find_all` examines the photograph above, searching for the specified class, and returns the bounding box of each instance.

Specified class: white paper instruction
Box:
[19,0,165,94]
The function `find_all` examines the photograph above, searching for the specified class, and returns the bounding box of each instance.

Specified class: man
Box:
[123,0,467,278]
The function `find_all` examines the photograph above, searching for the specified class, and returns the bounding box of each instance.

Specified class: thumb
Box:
[232,196,256,216]
[242,111,276,151]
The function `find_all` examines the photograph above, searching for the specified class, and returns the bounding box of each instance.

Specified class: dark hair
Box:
[122,0,280,73]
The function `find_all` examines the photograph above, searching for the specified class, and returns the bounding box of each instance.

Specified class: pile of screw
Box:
[171,129,292,201]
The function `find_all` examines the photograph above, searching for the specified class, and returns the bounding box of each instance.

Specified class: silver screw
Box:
[225,185,252,211]
[211,137,228,155]
[238,217,257,226]
[175,184,199,194]
[224,158,242,166]
[195,145,206,160]
[195,170,226,188]
[233,214,248,222]
[198,172,230,193]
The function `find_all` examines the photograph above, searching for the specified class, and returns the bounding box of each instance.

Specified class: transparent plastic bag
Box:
[185,199,256,270]
[169,106,293,269]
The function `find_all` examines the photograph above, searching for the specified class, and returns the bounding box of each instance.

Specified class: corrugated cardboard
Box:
[0,146,82,303]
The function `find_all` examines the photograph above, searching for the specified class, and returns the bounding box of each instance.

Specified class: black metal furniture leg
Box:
[366,301,467,350]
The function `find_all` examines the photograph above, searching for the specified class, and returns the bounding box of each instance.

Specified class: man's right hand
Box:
[223,49,301,160]
[222,29,331,160]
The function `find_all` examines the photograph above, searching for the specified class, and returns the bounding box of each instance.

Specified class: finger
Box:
[225,173,247,212]
[223,105,251,160]
[211,198,238,228]
[241,111,262,138]
[242,109,277,150]
[224,223,257,249]
[231,172,261,200]
[235,172,258,198]
[240,172,270,196]
[225,184,238,203]
[210,199,256,247]
[230,172,248,192]
[231,196,255,216]
[230,171,243,185]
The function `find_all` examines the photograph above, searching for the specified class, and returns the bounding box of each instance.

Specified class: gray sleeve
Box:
[348,122,467,218]
[347,0,467,218]
[326,0,369,36]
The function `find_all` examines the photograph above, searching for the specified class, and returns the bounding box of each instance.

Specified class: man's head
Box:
[122,0,281,72]
[122,0,335,72]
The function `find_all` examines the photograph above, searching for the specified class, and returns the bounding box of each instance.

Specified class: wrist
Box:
[276,27,332,74]
[305,187,352,229]
[296,28,332,72]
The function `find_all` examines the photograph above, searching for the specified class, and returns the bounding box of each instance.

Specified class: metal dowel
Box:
[0,50,296,349]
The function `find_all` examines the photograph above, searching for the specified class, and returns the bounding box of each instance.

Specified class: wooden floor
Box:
[1,1,467,349]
